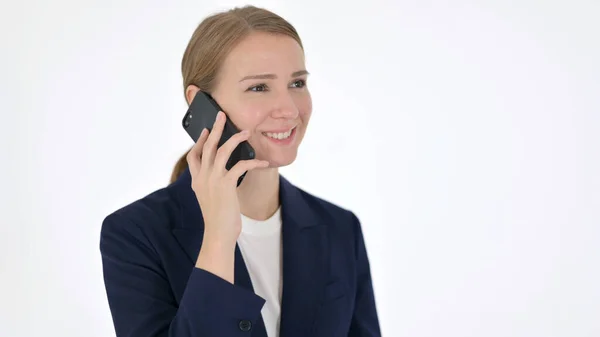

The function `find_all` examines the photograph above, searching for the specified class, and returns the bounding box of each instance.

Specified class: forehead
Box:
[221,31,305,77]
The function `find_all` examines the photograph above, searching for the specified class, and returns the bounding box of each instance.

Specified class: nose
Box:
[271,92,299,119]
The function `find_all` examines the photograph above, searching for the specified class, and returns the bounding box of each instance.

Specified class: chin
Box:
[260,152,298,168]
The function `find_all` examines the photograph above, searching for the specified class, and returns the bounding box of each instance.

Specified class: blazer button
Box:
[239,320,252,332]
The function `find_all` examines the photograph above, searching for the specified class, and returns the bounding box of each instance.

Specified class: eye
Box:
[247,84,268,92]
[290,79,306,88]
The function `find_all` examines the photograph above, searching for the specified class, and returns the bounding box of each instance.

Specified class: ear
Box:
[185,85,200,106]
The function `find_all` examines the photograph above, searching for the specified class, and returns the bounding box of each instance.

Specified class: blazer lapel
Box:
[170,168,204,268]
[278,176,328,336]
[234,244,268,336]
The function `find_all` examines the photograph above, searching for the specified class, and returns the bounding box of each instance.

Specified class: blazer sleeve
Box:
[99,212,265,337]
[348,212,382,337]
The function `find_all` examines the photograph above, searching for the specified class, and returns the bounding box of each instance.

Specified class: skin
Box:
[185,31,312,282]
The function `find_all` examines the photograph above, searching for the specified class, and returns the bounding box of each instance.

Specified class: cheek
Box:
[228,101,268,131]
[297,94,313,119]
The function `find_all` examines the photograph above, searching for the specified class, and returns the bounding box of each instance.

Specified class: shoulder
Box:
[283,178,367,264]
[282,177,361,236]
[297,185,357,221]
[100,184,180,244]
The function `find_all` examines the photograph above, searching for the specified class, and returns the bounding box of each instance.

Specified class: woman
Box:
[100,5,381,337]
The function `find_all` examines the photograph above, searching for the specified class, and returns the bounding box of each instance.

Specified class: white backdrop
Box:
[1,0,599,336]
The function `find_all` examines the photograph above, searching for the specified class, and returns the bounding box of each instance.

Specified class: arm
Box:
[99,213,265,337]
[348,213,382,337]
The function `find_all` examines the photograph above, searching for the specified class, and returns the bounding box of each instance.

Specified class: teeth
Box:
[263,127,294,140]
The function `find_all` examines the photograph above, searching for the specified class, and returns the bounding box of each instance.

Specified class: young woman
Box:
[100,5,381,337]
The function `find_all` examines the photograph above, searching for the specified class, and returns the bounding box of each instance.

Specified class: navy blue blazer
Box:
[100,168,381,337]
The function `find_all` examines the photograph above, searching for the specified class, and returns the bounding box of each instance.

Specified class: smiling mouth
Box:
[261,126,296,140]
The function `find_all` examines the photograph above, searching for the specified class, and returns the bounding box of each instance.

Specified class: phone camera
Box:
[183,112,192,128]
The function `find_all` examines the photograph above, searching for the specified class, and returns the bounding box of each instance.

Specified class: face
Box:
[188,32,312,168]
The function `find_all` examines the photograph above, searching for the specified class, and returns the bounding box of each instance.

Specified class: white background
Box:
[1,0,599,336]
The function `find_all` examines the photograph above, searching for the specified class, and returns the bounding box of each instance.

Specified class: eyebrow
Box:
[239,70,310,82]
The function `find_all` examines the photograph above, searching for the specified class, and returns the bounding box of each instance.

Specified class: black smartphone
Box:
[182,91,255,186]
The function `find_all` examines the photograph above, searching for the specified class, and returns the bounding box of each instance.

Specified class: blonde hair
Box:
[170,5,304,183]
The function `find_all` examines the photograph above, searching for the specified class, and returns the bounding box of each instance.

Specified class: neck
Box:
[237,167,280,221]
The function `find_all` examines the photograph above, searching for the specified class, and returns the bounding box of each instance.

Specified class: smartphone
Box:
[182,91,255,186]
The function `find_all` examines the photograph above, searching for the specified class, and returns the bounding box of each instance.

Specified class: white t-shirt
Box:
[237,207,283,337]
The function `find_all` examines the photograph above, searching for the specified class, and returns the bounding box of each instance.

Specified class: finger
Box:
[226,159,270,181]
[214,129,251,173]
[187,128,209,174]
[201,111,226,167]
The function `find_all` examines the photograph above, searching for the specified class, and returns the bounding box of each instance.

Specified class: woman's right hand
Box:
[186,111,268,281]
